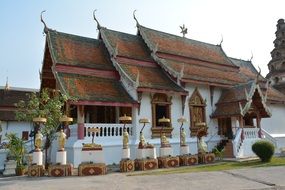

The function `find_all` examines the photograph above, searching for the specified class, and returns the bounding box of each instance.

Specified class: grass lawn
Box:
[127,157,285,176]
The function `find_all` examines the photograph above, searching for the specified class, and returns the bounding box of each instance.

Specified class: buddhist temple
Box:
[37,14,285,166]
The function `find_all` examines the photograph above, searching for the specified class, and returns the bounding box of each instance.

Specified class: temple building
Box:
[0,85,37,170]
[38,15,285,166]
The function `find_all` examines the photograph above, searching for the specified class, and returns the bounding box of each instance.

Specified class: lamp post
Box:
[177,117,187,146]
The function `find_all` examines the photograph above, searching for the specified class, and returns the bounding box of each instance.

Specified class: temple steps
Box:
[224,141,234,158]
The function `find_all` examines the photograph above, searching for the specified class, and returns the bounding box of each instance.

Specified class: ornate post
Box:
[77,105,85,140]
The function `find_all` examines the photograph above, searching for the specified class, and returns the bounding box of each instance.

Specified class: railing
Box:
[233,128,242,157]
[69,123,133,138]
[261,128,277,147]
[243,128,259,139]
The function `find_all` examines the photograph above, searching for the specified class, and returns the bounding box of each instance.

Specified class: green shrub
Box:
[252,140,275,162]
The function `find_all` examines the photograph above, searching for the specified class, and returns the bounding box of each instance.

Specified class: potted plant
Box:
[5,133,27,176]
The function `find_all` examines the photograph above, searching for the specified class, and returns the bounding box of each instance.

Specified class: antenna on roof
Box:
[40,10,49,34]
[219,35,223,46]
[133,10,139,27]
[180,24,188,38]
[93,9,101,30]
[249,51,253,62]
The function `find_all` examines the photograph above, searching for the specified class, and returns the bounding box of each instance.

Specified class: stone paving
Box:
[0,166,284,190]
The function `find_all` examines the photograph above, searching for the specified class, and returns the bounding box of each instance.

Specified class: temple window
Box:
[189,88,207,137]
[151,93,173,138]
[22,131,29,141]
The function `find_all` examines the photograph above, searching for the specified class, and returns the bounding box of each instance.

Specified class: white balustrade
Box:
[68,123,133,139]
[243,128,259,139]
[233,128,242,157]
[261,128,277,147]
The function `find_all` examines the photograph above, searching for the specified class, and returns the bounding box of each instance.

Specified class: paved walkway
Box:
[0,166,284,190]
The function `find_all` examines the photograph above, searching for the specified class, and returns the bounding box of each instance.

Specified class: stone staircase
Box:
[224,141,234,158]
[3,160,16,176]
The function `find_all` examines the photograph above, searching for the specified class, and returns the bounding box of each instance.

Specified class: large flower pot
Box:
[15,167,25,176]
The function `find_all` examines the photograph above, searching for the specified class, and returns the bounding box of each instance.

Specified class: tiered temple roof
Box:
[43,30,137,107]
[138,25,246,87]
[40,20,285,113]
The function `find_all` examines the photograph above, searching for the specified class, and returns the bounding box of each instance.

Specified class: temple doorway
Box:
[218,118,233,139]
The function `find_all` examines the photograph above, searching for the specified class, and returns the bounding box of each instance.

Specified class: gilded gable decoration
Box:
[189,88,207,137]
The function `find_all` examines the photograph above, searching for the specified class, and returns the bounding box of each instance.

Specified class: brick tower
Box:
[267,19,285,94]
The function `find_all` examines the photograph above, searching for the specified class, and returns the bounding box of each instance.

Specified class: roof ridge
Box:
[101,27,137,37]
[48,28,98,42]
[139,25,221,49]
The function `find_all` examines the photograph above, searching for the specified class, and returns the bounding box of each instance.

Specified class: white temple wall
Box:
[0,121,33,170]
[261,104,285,135]
[136,92,152,139]
[0,121,32,142]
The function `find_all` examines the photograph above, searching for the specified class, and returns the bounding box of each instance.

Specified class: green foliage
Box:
[15,88,75,164]
[5,133,27,168]
[212,147,224,160]
[252,140,275,162]
[16,89,72,143]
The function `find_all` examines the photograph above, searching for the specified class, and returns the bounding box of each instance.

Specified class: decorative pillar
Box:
[256,113,263,138]
[239,116,244,141]
[77,105,85,140]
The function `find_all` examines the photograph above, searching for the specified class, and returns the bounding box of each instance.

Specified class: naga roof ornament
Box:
[133,10,139,27]
[93,9,101,30]
[40,10,49,34]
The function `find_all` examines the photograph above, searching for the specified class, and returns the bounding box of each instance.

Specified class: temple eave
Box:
[70,100,138,107]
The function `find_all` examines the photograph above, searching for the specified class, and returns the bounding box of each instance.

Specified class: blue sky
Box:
[1,0,285,89]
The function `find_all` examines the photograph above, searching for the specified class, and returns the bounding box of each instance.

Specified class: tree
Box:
[15,88,73,167]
